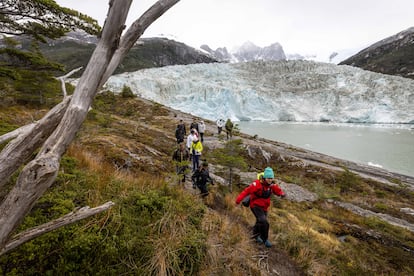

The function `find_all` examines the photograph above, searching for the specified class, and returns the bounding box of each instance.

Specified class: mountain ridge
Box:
[200,41,287,63]
[340,26,414,79]
[0,31,217,76]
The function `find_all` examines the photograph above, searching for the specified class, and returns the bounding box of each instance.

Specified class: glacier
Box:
[104,60,414,124]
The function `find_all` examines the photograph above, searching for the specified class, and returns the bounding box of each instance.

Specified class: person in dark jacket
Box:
[235,167,285,248]
[190,118,199,134]
[172,143,190,182]
[175,119,186,144]
[191,161,214,197]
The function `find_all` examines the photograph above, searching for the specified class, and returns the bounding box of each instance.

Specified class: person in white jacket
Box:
[198,120,206,142]
[186,129,197,163]
[216,118,225,134]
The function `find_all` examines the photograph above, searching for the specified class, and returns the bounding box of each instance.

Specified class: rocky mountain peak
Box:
[203,41,286,63]
[237,41,261,53]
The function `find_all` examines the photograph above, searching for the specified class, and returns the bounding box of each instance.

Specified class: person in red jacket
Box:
[235,167,285,248]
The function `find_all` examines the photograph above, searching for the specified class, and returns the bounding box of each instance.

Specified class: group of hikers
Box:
[172,118,212,197]
[172,118,286,248]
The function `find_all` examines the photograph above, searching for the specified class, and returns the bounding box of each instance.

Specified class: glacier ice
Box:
[104,60,414,124]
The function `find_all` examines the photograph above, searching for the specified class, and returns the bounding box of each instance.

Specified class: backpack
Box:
[241,195,250,207]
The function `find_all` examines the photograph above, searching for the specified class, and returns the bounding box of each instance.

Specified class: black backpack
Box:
[241,195,251,207]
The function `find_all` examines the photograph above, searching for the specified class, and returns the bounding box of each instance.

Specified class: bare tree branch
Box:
[57,67,83,98]
[0,201,115,255]
[101,0,180,84]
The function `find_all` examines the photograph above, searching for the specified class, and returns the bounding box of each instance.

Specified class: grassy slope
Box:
[1,90,414,275]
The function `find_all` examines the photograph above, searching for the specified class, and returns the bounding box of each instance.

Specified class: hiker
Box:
[172,142,190,182]
[225,118,234,140]
[186,129,196,167]
[192,160,214,197]
[175,119,186,144]
[190,137,203,172]
[198,120,206,143]
[216,118,225,134]
[190,118,199,133]
[235,167,285,248]
[186,129,197,159]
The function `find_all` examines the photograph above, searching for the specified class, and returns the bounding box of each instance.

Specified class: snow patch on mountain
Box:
[104,60,414,124]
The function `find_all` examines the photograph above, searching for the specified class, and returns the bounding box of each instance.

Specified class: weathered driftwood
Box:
[0,0,180,253]
[0,201,115,255]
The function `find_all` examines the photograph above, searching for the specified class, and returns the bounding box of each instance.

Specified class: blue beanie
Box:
[263,167,274,179]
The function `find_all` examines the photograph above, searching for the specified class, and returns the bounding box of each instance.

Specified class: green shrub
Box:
[373,202,388,212]
[310,179,340,200]
[0,168,207,275]
[338,169,362,194]
[120,85,135,98]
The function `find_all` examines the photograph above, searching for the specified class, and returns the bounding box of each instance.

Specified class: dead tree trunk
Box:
[0,0,180,253]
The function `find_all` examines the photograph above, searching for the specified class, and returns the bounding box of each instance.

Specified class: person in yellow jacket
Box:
[190,138,203,172]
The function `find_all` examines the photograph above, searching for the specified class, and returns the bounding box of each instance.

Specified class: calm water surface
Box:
[238,121,414,177]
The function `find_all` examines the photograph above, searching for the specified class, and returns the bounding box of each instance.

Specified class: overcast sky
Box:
[55,0,414,58]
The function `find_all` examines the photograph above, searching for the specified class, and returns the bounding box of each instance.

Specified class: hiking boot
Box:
[256,236,263,244]
[264,240,272,248]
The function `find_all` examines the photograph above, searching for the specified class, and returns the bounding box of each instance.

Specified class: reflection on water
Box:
[237,121,414,177]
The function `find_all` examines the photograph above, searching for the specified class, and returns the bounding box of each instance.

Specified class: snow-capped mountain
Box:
[104,60,414,124]
[201,41,286,63]
[201,40,360,64]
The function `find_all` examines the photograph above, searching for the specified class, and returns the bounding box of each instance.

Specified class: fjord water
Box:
[237,121,414,177]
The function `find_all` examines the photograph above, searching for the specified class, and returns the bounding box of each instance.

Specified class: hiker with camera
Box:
[235,167,285,248]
